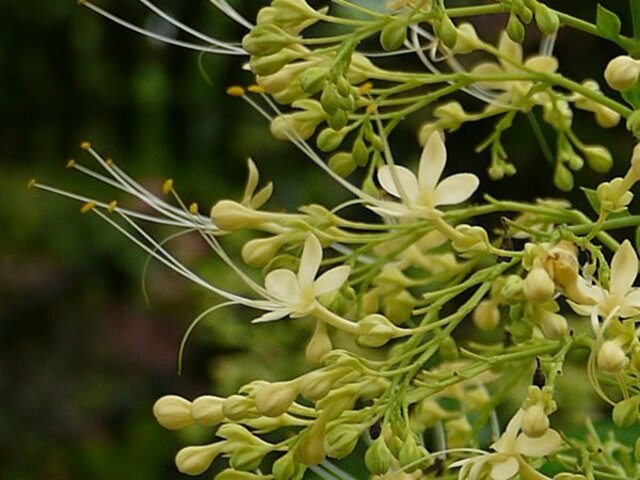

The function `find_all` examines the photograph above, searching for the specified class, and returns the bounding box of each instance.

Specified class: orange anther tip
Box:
[226,86,246,97]
[108,200,118,212]
[162,179,174,194]
[247,85,265,94]
[66,159,76,168]
[366,104,377,114]
[189,202,199,214]
[80,141,91,150]
[81,201,97,214]
[358,82,373,94]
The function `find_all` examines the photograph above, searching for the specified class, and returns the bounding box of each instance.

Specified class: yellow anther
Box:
[108,200,118,212]
[77,0,86,4]
[189,202,199,214]
[27,178,37,189]
[226,86,246,97]
[247,84,265,94]
[80,141,91,150]
[66,158,76,168]
[366,104,377,114]
[81,201,97,213]
[106,157,114,166]
[162,178,174,194]
[358,82,374,95]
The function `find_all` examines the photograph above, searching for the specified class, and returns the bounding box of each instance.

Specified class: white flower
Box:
[253,234,350,322]
[373,132,479,218]
[453,409,561,480]
[472,32,558,109]
[567,240,640,334]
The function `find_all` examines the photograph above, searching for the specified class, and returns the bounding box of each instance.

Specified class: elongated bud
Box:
[605,56,640,91]
[612,397,639,428]
[175,443,224,476]
[242,234,289,267]
[298,421,326,466]
[435,15,458,49]
[249,48,300,76]
[316,127,349,152]
[522,404,550,438]
[583,145,613,173]
[523,267,555,303]
[631,143,640,178]
[328,152,356,177]
[272,452,298,480]
[223,395,254,421]
[270,111,325,141]
[538,310,568,340]
[357,314,402,347]
[534,3,559,35]
[255,380,300,417]
[452,22,480,54]
[299,67,327,95]
[434,101,468,131]
[597,340,627,374]
[325,424,363,459]
[472,299,500,331]
[216,468,269,480]
[211,200,271,230]
[380,18,407,51]
[306,320,332,364]
[452,225,489,255]
[242,24,293,57]
[365,436,393,475]
[554,163,574,192]
[153,395,194,430]
[230,444,271,471]
[191,395,226,427]
[398,435,430,472]
[506,13,525,43]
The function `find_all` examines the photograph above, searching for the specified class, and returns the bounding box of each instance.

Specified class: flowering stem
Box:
[312,304,361,334]
[631,0,640,41]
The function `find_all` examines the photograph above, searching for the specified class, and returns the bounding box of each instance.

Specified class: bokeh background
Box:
[2,0,638,478]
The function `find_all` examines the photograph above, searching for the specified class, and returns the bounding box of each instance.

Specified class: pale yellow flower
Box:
[254,234,350,322]
[373,132,479,218]
[453,409,561,480]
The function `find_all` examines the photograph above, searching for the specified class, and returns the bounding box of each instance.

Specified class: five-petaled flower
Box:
[453,409,562,480]
[373,132,479,219]
[567,240,640,335]
[253,234,351,322]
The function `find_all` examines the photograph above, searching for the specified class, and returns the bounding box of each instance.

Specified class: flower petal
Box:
[515,429,562,457]
[492,410,523,453]
[490,456,519,480]
[265,269,300,302]
[566,300,595,317]
[433,173,479,206]
[252,308,291,323]
[298,234,322,288]
[367,201,413,219]
[314,265,351,297]
[377,165,420,201]
[524,55,558,74]
[418,132,447,192]
[498,31,523,69]
[621,288,640,316]
[471,63,508,90]
[610,240,638,296]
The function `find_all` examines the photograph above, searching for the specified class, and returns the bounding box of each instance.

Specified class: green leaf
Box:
[635,226,640,254]
[581,187,601,215]
[622,82,640,108]
[596,4,622,40]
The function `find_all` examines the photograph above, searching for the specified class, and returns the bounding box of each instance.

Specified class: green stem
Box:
[631,0,640,40]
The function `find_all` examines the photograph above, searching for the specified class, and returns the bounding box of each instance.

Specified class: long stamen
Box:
[79,0,245,54]
[207,0,254,30]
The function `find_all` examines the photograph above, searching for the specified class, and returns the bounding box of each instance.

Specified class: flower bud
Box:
[328,152,356,177]
[605,55,640,91]
[299,66,327,95]
[435,15,458,49]
[191,395,226,427]
[299,370,339,401]
[216,468,269,480]
[270,0,324,35]
[230,444,271,471]
[498,275,525,304]
[325,424,363,459]
[534,3,559,35]
[242,24,293,57]
[383,290,415,324]
[412,399,451,429]
[365,436,393,475]
[327,109,349,131]
[352,137,369,167]
[596,177,634,212]
[249,47,300,76]
[380,18,407,51]
[597,340,628,374]
[523,267,555,303]
[452,22,480,54]
[255,380,300,417]
[176,443,224,476]
[612,397,639,428]
[452,225,489,256]
[417,123,441,147]
[298,421,326,466]
[595,107,621,128]
[153,395,194,430]
[272,452,299,480]
[270,111,325,141]
[434,101,468,131]
[464,386,491,411]
[242,234,289,268]
[553,163,574,192]
[211,200,270,231]
[631,143,640,178]
[398,435,430,472]
[223,395,254,421]
[555,474,587,480]
[357,314,402,348]
[316,127,349,153]
[445,416,472,448]
[472,299,500,331]
[306,320,333,365]
[583,145,613,173]
[506,13,525,43]
[522,404,549,438]
[538,310,568,340]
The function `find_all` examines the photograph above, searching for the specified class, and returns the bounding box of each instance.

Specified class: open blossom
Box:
[372,132,479,218]
[453,409,561,480]
[567,240,640,333]
[253,234,350,322]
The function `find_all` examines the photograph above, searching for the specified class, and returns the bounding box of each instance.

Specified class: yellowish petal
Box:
[298,234,322,288]
[434,173,479,206]
[610,240,638,296]
[471,62,508,90]
[265,269,300,302]
[498,31,523,69]
[515,429,562,457]
[314,265,351,297]
[418,132,447,192]
[524,56,558,74]
[377,165,420,201]
[490,456,519,480]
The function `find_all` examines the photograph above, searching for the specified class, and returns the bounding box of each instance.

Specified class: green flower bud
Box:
[191,395,226,427]
[523,267,555,303]
[435,15,458,49]
[230,444,271,471]
[434,101,468,131]
[365,436,393,475]
[553,163,574,191]
[383,290,415,325]
[153,395,194,430]
[398,435,430,472]
[242,234,289,268]
[327,109,349,130]
[534,3,559,35]
[328,152,356,177]
[336,76,352,97]
[176,443,225,476]
[445,416,472,448]
[507,13,525,43]
[538,309,568,340]
[317,127,349,152]
[320,83,340,115]
[306,320,333,365]
[380,18,407,51]
[356,314,402,347]
[249,48,300,76]
[325,424,363,459]
[451,225,489,256]
[352,137,369,166]
[473,300,500,331]
[626,110,640,138]
[272,452,298,480]
[298,421,326,466]
[452,22,481,54]
[299,67,327,95]
[242,24,294,57]
[582,145,613,173]
[612,397,639,428]
[270,110,325,141]
[440,336,459,361]
[216,468,269,480]
[605,56,640,92]
[222,395,254,421]
[255,380,300,417]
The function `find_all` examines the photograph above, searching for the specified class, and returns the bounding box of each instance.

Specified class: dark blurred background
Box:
[1,0,637,478]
